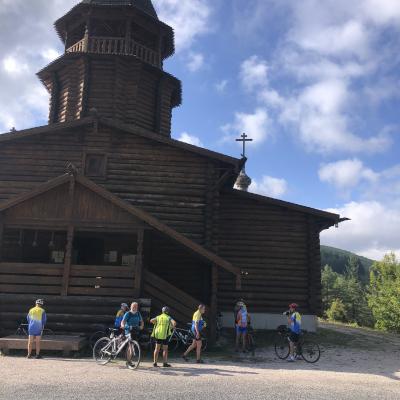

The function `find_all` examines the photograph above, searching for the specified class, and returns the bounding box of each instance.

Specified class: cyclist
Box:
[114,303,129,329]
[235,303,250,352]
[182,304,206,364]
[150,306,176,368]
[287,303,302,362]
[26,299,47,359]
[121,302,144,335]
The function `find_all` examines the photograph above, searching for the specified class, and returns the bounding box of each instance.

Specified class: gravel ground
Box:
[1,349,399,400]
[1,324,399,400]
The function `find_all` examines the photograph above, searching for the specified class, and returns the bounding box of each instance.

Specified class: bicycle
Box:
[93,327,141,370]
[15,322,54,336]
[245,324,256,355]
[274,325,321,363]
[152,324,208,352]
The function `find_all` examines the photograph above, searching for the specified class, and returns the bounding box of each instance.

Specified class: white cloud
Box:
[240,55,269,91]
[222,108,271,144]
[2,56,29,75]
[186,52,204,72]
[319,159,378,191]
[0,0,78,132]
[177,132,204,147]
[215,79,228,93]
[322,201,400,259]
[250,175,288,198]
[155,0,212,52]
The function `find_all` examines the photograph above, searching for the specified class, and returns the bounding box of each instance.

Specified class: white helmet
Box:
[36,299,44,306]
[121,303,128,309]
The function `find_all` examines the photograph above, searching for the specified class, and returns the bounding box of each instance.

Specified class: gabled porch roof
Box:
[0,173,241,280]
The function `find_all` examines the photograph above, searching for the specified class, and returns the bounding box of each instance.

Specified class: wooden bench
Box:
[0,335,87,357]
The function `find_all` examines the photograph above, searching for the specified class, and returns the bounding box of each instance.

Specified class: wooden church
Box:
[0,0,342,337]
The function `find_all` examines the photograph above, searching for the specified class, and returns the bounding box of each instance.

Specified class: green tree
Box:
[368,253,400,333]
[326,299,348,322]
[321,265,339,312]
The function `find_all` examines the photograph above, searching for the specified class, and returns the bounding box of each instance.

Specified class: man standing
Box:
[150,306,176,368]
[182,304,206,364]
[27,299,47,359]
[287,303,302,362]
[121,302,144,334]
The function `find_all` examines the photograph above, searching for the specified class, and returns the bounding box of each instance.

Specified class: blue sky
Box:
[0,0,399,259]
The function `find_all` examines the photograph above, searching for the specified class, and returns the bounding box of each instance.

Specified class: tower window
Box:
[84,153,107,178]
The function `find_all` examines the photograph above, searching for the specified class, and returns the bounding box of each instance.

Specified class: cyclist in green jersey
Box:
[150,306,176,368]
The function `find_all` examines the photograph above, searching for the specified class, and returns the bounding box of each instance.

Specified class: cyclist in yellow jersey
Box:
[27,299,47,359]
[182,304,206,364]
[150,306,176,368]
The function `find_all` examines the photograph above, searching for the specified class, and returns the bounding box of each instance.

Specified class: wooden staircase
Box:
[143,270,205,324]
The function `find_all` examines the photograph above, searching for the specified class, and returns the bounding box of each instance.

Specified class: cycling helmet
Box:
[36,299,44,306]
[162,306,170,314]
[121,303,128,309]
[289,303,298,309]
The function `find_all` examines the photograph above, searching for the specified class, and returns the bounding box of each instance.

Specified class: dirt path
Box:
[319,321,400,346]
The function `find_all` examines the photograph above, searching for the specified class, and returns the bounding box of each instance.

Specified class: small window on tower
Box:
[84,153,107,178]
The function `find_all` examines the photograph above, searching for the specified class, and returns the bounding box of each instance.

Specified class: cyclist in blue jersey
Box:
[27,299,47,359]
[121,302,144,335]
[114,303,129,329]
[235,303,250,352]
[287,303,302,362]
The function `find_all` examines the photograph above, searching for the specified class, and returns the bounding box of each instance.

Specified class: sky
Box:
[0,0,399,260]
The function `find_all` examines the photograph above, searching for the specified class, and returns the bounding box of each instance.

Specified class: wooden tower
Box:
[38,0,181,137]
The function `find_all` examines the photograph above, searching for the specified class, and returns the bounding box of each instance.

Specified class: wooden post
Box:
[209,264,218,345]
[61,176,75,296]
[125,17,132,54]
[62,225,74,296]
[0,214,4,263]
[134,228,144,297]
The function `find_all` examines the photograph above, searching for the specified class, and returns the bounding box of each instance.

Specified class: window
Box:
[84,153,107,178]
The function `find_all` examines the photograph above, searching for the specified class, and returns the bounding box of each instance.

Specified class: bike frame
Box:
[101,334,132,358]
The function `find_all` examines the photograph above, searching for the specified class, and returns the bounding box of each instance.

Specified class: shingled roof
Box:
[81,0,158,19]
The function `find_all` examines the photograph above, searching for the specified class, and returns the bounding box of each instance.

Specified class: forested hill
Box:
[321,245,375,281]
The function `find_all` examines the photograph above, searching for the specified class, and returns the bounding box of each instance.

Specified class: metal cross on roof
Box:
[235,133,253,158]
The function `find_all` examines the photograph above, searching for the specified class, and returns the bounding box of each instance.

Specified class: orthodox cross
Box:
[235,133,253,158]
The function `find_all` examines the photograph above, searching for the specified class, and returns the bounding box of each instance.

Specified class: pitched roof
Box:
[0,173,242,280]
[0,117,242,169]
[225,189,342,223]
[81,0,158,19]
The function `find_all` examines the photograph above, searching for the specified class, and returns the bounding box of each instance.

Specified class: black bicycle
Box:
[151,324,208,352]
[15,322,54,336]
[274,325,321,363]
[245,324,256,355]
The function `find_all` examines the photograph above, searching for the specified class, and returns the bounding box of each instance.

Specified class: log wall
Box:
[45,55,179,137]
[218,191,323,314]
[0,124,219,245]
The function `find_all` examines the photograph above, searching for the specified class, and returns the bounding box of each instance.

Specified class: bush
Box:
[326,299,348,322]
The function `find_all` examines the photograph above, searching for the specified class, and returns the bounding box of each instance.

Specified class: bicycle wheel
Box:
[89,331,106,349]
[300,341,321,364]
[274,336,290,360]
[126,340,141,370]
[168,336,181,352]
[93,337,113,365]
[201,337,208,352]
[246,334,256,355]
[15,327,27,336]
